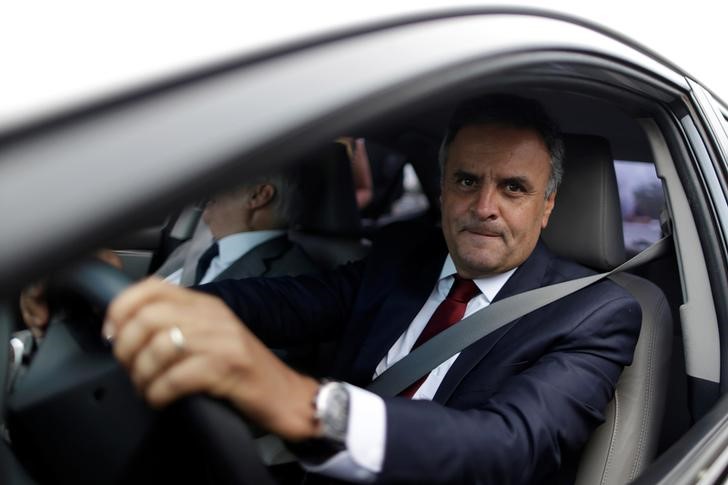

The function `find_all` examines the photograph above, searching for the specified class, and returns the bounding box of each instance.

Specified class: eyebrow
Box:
[453,170,534,188]
[501,175,531,187]
[452,169,482,181]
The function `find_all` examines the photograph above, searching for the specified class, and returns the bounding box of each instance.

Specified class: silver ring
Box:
[169,326,186,352]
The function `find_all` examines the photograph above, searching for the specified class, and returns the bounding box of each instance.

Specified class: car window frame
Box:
[0,12,688,291]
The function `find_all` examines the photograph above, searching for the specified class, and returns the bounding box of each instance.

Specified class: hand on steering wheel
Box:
[48,259,298,485]
[105,277,321,442]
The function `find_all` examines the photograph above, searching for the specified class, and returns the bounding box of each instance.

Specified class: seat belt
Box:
[367,235,671,396]
[258,235,671,464]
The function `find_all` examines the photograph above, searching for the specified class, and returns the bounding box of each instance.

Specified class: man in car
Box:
[104,95,641,484]
[156,171,318,286]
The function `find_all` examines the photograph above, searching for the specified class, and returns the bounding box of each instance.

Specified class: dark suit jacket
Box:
[200,223,641,484]
[213,235,318,281]
[157,233,318,284]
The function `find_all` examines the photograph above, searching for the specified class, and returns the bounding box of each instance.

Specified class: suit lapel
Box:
[345,235,447,385]
[433,240,554,403]
[214,236,290,280]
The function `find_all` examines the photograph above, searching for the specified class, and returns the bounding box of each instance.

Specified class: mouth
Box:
[463,227,501,238]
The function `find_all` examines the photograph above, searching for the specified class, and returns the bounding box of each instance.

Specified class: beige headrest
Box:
[542,135,625,271]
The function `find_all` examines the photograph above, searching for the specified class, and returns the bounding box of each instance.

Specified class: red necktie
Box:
[399,275,480,398]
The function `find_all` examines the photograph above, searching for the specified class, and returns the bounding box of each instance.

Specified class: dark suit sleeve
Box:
[195,260,366,346]
[378,295,641,485]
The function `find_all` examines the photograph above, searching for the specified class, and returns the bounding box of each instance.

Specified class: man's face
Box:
[202,186,249,239]
[440,123,556,278]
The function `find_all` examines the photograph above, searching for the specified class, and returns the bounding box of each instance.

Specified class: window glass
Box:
[360,140,429,225]
[389,164,429,216]
[614,160,666,256]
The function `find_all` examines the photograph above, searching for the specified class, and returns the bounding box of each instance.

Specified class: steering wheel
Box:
[6,260,276,485]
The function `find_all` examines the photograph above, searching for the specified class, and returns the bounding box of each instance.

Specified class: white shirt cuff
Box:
[303,384,386,482]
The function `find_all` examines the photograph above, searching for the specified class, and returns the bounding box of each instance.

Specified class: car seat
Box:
[289,143,371,269]
[542,135,673,484]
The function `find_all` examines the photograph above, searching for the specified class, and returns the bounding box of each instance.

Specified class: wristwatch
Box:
[314,380,350,447]
[287,380,350,463]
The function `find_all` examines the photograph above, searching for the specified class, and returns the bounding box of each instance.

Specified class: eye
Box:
[456,175,477,188]
[504,180,526,193]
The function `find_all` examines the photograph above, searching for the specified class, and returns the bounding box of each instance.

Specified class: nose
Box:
[471,185,498,221]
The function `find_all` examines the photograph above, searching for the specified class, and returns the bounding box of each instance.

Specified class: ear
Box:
[541,191,557,229]
[247,184,276,210]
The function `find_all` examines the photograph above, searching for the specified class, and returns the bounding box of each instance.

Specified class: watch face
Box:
[317,382,350,444]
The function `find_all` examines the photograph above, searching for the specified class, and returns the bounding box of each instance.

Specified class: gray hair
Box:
[243,168,301,227]
[438,94,564,197]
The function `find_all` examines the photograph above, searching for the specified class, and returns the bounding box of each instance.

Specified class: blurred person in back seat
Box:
[20,170,321,370]
[156,170,318,286]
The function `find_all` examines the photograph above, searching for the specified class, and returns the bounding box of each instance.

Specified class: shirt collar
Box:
[439,254,517,303]
[215,230,286,265]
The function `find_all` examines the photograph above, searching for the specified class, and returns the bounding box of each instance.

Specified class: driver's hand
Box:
[105,277,322,442]
[19,249,124,337]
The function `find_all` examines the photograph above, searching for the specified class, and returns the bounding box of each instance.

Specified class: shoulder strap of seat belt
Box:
[366,235,671,397]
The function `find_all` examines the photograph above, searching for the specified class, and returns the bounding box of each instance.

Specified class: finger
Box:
[132,321,246,395]
[130,326,186,391]
[144,354,224,408]
[105,277,187,338]
[114,294,233,367]
[144,334,319,440]
[113,299,192,367]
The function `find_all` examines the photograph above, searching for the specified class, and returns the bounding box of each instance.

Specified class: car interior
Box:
[0,48,721,484]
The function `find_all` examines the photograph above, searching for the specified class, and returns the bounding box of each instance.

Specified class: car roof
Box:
[1,1,726,133]
[0,5,713,291]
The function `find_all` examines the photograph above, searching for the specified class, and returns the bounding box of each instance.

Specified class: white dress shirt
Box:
[305,255,517,481]
[164,230,286,285]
